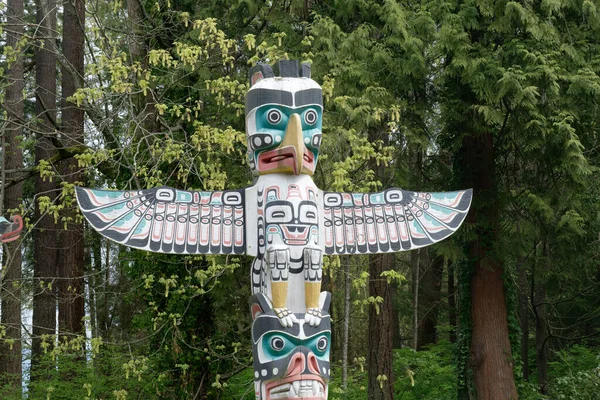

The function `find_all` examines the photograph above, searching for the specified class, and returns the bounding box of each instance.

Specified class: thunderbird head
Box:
[245,60,323,176]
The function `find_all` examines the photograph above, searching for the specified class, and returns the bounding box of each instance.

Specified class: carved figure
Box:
[0,215,23,243]
[250,292,331,399]
[76,60,472,399]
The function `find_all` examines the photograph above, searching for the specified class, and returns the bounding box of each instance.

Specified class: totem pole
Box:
[76,60,472,399]
[0,215,23,243]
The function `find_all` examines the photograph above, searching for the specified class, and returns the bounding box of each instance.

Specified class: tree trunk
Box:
[127,0,160,137]
[89,234,103,339]
[98,240,111,337]
[87,243,96,340]
[411,249,420,351]
[534,241,550,394]
[366,124,396,399]
[0,0,24,392]
[448,261,457,344]
[411,148,423,351]
[417,254,443,350]
[31,0,59,382]
[57,0,86,342]
[518,249,530,381]
[342,256,351,391]
[391,279,402,348]
[461,130,518,399]
[367,253,395,400]
[118,253,133,339]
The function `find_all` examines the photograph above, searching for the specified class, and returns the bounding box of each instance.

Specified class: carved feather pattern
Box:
[322,188,472,255]
[76,186,246,254]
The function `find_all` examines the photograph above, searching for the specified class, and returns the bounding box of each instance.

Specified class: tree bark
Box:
[98,240,111,337]
[31,0,59,382]
[391,279,402,348]
[460,130,518,399]
[534,241,550,394]
[118,253,133,338]
[57,0,86,341]
[89,234,103,339]
[342,256,351,391]
[518,249,530,381]
[411,249,420,351]
[411,148,423,351]
[417,254,443,350]
[366,123,396,399]
[127,0,160,136]
[87,243,96,340]
[448,261,457,344]
[0,0,25,392]
[367,253,396,400]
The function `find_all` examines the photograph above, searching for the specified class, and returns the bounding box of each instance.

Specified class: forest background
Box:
[1,0,600,399]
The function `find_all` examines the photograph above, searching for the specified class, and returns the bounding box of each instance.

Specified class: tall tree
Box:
[440,2,600,397]
[367,123,396,399]
[31,0,59,381]
[533,241,550,394]
[417,253,444,349]
[310,2,442,396]
[517,241,530,381]
[447,261,457,344]
[341,256,351,391]
[367,253,396,399]
[127,0,160,137]
[456,115,518,398]
[0,0,25,392]
[57,0,86,340]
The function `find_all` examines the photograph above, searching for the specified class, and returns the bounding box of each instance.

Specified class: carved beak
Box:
[256,113,314,175]
[280,113,304,175]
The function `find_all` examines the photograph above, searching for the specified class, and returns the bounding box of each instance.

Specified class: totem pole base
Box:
[249,292,331,400]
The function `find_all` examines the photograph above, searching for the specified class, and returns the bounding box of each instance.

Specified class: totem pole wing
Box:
[76,186,247,254]
[322,188,472,255]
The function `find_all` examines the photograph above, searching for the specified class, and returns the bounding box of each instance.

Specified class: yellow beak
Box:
[280,113,304,175]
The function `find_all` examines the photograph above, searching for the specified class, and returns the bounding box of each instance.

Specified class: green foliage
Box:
[515,345,600,400]
[551,362,600,400]
[3,0,600,397]
[124,250,252,398]
[219,367,255,399]
[224,342,458,400]
[549,345,600,383]
[392,343,457,400]
[217,343,600,400]
[23,338,165,400]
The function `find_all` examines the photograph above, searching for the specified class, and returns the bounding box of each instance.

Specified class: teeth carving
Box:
[269,383,290,398]
[269,379,325,398]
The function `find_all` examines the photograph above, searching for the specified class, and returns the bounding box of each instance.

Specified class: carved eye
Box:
[304,109,318,125]
[270,336,285,351]
[267,109,282,125]
[316,337,328,351]
[249,133,274,150]
[267,204,293,223]
[299,204,318,223]
[312,134,321,147]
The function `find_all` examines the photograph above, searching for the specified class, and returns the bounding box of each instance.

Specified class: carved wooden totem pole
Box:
[76,60,472,399]
[0,215,23,243]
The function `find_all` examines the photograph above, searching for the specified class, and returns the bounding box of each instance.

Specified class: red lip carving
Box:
[281,225,310,245]
[257,146,315,175]
[264,352,327,399]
